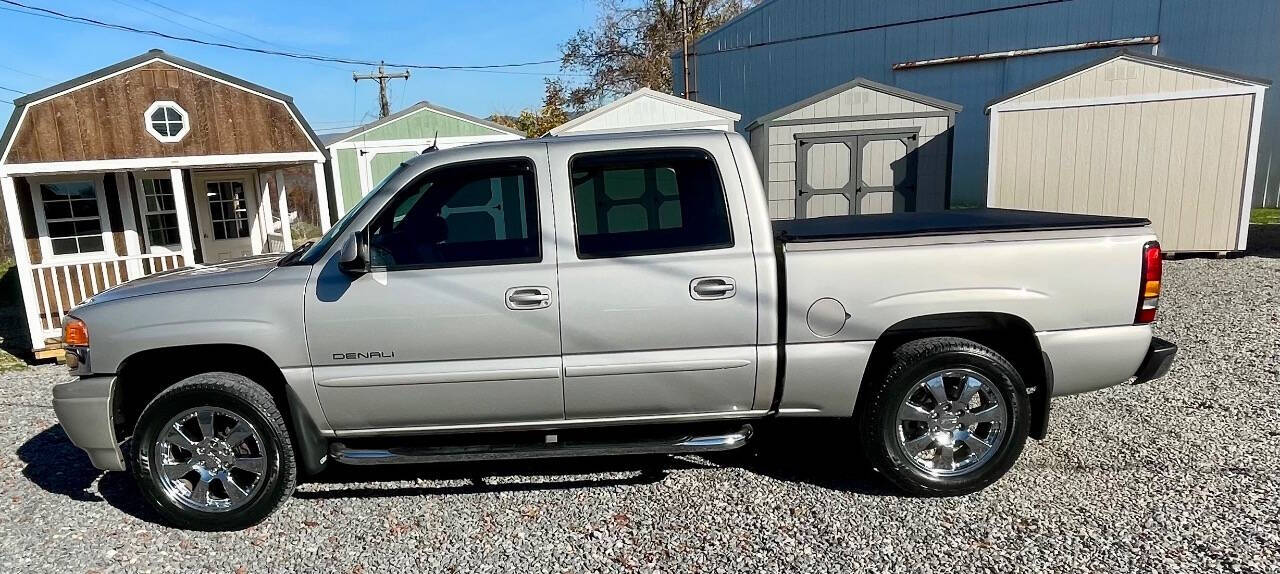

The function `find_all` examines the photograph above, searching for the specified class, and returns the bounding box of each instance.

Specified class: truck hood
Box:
[83,255,284,306]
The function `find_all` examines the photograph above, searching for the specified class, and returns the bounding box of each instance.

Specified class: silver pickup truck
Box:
[51,130,1176,530]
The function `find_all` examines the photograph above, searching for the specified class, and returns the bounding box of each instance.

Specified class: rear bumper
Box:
[1132,337,1177,385]
[51,375,125,472]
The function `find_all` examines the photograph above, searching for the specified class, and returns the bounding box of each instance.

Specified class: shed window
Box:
[39,181,105,255]
[145,101,189,143]
[139,178,181,247]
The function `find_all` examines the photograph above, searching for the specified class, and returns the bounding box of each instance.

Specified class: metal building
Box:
[987,52,1268,252]
[747,78,959,218]
[673,0,1280,208]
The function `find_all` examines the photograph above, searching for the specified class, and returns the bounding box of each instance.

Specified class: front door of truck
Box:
[548,139,759,418]
[304,153,563,431]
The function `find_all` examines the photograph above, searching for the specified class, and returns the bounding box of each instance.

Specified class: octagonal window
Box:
[145,101,190,143]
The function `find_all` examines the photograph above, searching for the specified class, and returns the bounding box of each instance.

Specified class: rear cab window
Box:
[569,149,732,258]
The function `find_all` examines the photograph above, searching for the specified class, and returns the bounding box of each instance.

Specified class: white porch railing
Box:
[264,231,287,254]
[28,252,186,339]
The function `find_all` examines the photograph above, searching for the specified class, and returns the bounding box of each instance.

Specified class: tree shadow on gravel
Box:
[17,424,160,524]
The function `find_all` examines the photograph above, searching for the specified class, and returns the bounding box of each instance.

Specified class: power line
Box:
[0,63,55,81]
[0,0,562,71]
[137,0,318,56]
[120,0,353,72]
[0,85,27,95]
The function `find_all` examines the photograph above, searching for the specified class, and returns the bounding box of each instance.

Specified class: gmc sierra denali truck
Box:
[51,130,1176,530]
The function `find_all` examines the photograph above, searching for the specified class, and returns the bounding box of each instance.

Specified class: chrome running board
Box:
[330,425,752,466]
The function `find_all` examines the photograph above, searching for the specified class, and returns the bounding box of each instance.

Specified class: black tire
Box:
[131,372,296,531]
[858,337,1029,496]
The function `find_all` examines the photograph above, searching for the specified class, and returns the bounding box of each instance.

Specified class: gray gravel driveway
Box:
[0,251,1276,573]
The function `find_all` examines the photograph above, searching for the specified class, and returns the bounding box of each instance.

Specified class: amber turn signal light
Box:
[63,318,89,347]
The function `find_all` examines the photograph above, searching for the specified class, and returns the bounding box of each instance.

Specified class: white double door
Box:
[191,171,260,263]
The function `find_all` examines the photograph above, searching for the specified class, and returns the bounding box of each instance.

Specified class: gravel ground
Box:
[0,249,1276,573]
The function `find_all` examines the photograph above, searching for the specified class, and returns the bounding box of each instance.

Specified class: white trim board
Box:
[328,105,521,145]
[326,134,518,152]
[988,86,1266,114]
[1,56,324,164]
[549,87,740,136]
[1,151,324,176]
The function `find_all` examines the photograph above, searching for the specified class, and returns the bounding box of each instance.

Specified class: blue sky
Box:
[0,0,599,134]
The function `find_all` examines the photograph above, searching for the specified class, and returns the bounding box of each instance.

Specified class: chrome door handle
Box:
[506,286,552,309]
[690,276,736,300]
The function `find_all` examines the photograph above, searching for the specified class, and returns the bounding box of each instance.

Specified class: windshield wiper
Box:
[277,240,314,266]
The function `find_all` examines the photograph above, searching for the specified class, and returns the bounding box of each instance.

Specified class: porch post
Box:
[257,171,272,252]
[1,175,45,348]
[313,161,331,232]
[116,172,144,279]
[274,169,293,250]
[169,168,196,266]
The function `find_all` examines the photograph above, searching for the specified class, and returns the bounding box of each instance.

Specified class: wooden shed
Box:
[0,49,329,354]
[549,88,740,136]
[986,51,1269,253]
[747,78,960,219]
[325,101,523,217]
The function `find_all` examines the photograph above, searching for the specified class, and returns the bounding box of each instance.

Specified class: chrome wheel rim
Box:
[895,369,1007,477]
[153,407,267,513]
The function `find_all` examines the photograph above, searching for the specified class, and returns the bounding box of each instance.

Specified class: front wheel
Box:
[858,337,1030,496]
[131,372,296,530]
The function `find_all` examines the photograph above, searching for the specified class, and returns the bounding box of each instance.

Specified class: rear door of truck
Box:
[546,135,760,418]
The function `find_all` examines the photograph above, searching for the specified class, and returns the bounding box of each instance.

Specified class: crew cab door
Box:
[548,137,759,418]
[304,153,563,431]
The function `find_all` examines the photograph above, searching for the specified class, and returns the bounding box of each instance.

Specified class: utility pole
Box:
[353,61,410,118]
[678,0,691,100]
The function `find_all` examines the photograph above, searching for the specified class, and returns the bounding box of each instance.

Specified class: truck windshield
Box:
[293,163,409,265]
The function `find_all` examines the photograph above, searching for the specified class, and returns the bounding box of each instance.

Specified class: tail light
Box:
[1135,241,1162,324]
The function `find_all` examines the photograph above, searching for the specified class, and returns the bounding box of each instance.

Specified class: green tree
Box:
[490,78,571,138]
[560,0,756,109]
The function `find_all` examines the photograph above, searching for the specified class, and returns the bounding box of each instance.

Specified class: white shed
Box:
[747,78,960,219]
[987,51,1269,253]
[549,88,740,136]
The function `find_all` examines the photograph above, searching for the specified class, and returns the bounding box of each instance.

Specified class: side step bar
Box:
[330,425,753,466]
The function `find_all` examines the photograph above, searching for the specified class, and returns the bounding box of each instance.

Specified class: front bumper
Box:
[51,375,126,472]
[1132,337,1178,385]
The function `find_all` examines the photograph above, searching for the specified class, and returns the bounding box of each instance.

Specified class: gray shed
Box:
[747,78,960,219]
[986,51,1269,253]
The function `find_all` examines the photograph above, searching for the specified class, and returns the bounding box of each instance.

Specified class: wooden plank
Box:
[6,61,315,163]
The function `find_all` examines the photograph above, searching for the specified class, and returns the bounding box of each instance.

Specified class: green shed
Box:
[324,101,524,216]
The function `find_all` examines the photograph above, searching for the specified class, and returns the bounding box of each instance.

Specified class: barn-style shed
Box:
[986,51,1269,253]
[0,49,329,354]
[325,101,523,217]
[549,88,740,136]
[747,78,959,219]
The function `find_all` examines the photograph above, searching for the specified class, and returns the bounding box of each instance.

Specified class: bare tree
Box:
[560,0,756,109]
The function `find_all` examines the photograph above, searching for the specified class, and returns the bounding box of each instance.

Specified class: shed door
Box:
[796,130,918,217]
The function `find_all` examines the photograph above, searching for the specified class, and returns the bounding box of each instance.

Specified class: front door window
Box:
[206,181,250,240]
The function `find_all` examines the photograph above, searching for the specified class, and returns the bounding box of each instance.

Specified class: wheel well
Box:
[112,344,289,440]
[856,313,1051,439]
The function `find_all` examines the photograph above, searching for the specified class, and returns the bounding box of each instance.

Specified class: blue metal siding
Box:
[679,0,1280,207]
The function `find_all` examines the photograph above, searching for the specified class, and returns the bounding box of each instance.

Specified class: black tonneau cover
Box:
[773,208,1150,243]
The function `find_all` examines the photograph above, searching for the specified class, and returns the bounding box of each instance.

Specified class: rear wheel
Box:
[859,337,1029,495]
[131,372,295,530]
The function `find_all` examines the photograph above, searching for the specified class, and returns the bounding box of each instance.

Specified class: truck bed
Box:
[772,208,1150,243]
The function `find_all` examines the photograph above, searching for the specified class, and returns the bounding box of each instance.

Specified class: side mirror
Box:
[338,232,369,275]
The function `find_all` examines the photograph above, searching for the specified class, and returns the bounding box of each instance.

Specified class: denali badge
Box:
[333,351,396,360]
